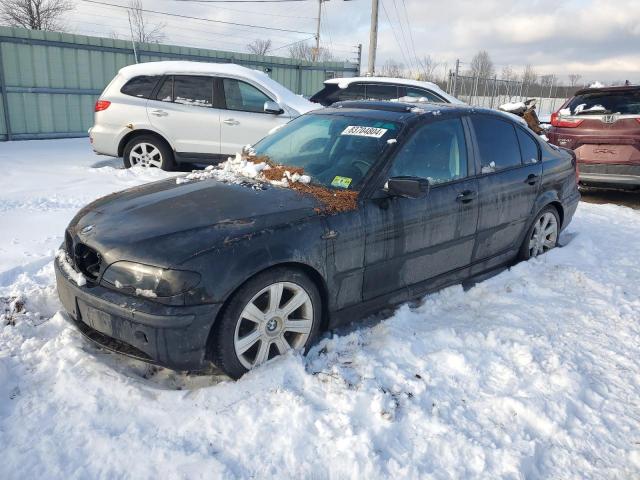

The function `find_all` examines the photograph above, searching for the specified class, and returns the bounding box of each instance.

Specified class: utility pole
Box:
[314,0,323,62]
[367,0,379,75]
[452,59,460,96]
[127,9,139,64]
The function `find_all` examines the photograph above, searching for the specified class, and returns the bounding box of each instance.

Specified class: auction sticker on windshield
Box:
[341,125,388,138]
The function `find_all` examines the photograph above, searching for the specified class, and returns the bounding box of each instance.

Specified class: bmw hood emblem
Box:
[80,224,95,235]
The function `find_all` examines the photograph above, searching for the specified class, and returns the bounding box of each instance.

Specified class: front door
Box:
[219,78,291,154]
[147,75,221,155]
[469,114,543,261]
[363,117,479,300]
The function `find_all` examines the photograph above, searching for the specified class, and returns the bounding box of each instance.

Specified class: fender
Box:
[117,124,176,157]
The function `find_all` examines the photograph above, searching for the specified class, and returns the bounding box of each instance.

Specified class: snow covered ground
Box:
[1,139,640,479]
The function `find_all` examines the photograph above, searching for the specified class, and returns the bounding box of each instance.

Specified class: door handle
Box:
[150,109,168,117]
[456,190,477,203]
[525,173,539,185]
[223,118,240,126]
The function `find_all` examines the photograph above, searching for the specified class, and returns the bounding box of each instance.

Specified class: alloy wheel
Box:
[233,281,314,370]
[129,142,163,168]
[528,212,558,257]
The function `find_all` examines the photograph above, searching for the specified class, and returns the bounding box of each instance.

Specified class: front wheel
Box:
[212,267,322,379]
[123,135,174,170]
[519,206,560,260]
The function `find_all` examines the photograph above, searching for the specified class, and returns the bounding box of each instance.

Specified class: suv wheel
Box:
[123,135,175,170]
[212,267,322,379]
[520,206,560,260]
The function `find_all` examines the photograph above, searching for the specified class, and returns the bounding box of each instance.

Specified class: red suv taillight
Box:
[551,111,584,128]
[95,100,111,112]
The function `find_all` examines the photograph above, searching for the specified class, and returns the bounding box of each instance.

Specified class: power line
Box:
[390,0,415,73]
[166,2,315,19]
[380,0,411,74]
[81,0,315,35]
[170,0,310,2]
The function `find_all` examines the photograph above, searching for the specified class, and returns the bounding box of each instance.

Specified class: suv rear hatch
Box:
[547,87,640,185]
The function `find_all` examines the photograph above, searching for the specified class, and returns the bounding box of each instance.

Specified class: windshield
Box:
[566,90,640,115]
[251,113,401,189]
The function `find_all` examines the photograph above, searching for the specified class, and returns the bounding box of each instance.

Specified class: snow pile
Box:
[574,104,606,114]
[1,139,640,478]
[176,153,311,188]
[589,81,605,88]
[498,101,526,113]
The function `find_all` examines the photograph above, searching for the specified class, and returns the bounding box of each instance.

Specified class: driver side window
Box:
[389,118,468,185]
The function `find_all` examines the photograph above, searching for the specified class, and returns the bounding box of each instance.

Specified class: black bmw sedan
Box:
[55,101,580,379]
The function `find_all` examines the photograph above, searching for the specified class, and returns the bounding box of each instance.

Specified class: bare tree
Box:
[415,55,440,82]
[247,39,272,56]
[128,0,165,44]
[0,0,74,31]
[501,65,515,82]
[521,64,537,86]
[288,41,333,62]
[540,74,556,88]
[568,73,582,87]
[469,50,494,79]
[379,59,405,78]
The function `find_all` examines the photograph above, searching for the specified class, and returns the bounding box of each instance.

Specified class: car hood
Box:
[69,177,322,267]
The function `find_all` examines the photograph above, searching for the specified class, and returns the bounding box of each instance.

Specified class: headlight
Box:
[102,261,201,297]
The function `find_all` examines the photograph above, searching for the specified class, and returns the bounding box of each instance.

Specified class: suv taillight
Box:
[95,100,111,112]
[551,111,584,128]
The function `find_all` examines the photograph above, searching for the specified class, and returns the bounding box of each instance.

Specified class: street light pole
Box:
[368,0,379,75]
[314,0,323,62]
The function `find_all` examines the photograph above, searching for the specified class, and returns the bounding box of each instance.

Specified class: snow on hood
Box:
[176,152,311,188]
[324,76,465,105]
[118,61,320,115]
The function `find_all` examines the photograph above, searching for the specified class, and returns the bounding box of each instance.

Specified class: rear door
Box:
[362,116,479,300]
[146,75,221,154]
[219,78,291,154]
[469,114,542,262]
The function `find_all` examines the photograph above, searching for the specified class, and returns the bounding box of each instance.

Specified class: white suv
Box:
[90,61,320,170]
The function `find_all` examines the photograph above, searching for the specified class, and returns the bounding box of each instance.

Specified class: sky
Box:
[67,0,640,85]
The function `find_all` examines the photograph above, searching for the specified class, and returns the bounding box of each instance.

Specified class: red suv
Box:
[547,85,640,189]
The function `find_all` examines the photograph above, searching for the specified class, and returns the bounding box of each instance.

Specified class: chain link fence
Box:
[445,73,573,119]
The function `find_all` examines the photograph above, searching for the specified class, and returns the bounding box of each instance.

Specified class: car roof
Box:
[574,85,640,96]
[117,61,319,114]
[322,76,465,105]
[316,100,524,125]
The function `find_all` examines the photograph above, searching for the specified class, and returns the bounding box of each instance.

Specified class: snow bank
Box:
[1,139,640,479]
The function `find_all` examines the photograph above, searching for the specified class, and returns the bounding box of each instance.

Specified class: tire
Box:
[123,134,175,171]
[519,205,560,260]
[212,267,322,379]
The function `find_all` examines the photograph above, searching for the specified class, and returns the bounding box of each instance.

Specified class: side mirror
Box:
[264,101,284,115]
[386,176,430,199]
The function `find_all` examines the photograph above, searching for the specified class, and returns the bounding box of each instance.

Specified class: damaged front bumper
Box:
[55,258,221,371]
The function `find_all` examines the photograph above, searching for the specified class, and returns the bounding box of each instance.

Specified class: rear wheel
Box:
[212,267,322,379]
[520,206,560,260]
[123,135,174,171]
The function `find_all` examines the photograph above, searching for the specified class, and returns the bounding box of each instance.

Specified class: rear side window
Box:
[364,84,399,101]
[566,90,640,115]
[337,84,366,102]
[120,76,159,98]
[223,79,272,113]
[516,128,539,165]
[471,116,522,171]
[173,76,213,107]
[404,87,445,102]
